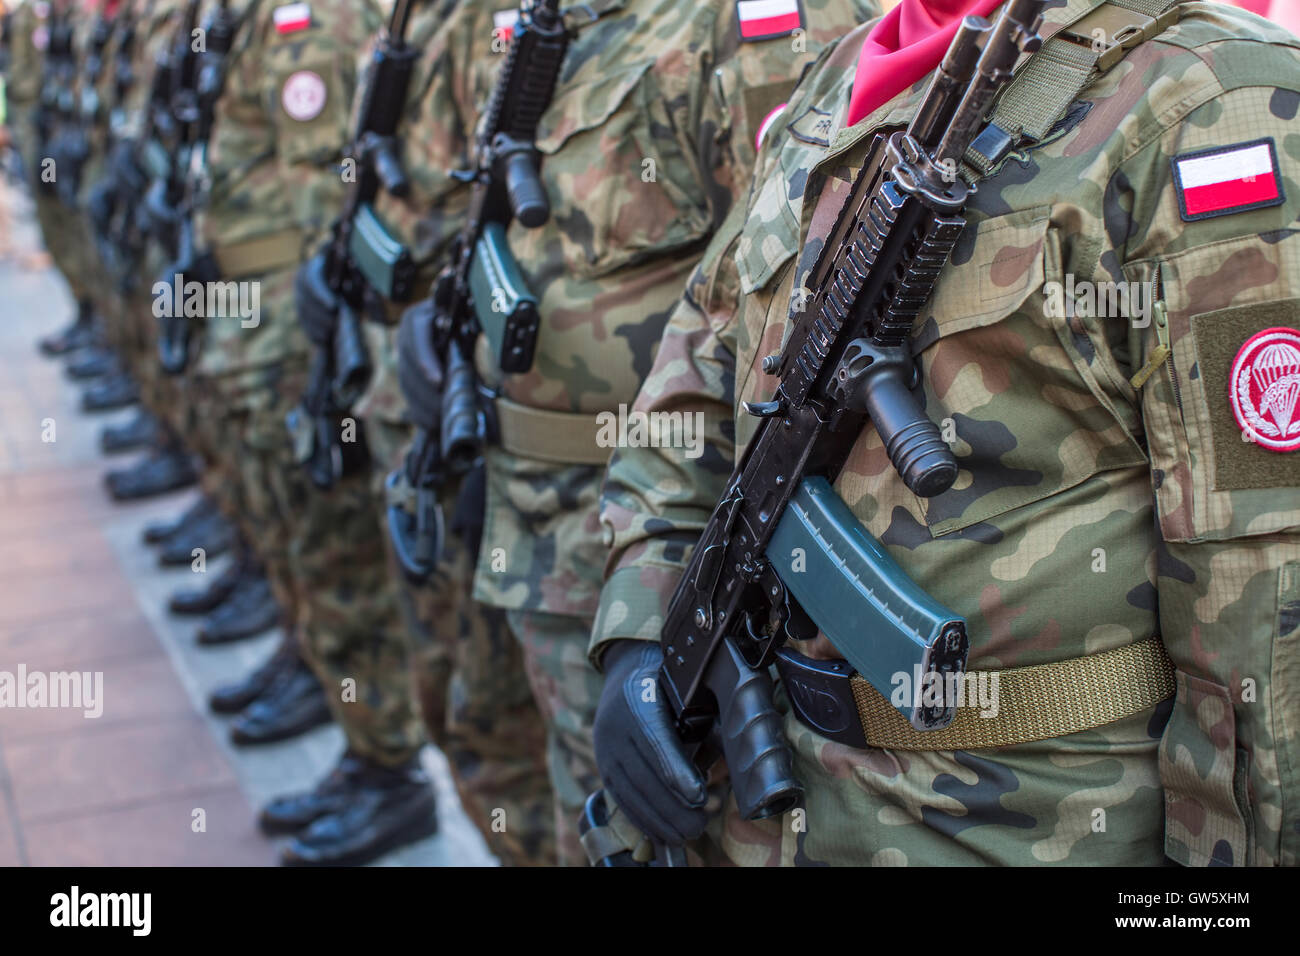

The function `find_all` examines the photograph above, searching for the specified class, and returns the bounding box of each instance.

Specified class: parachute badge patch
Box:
[281,70,328,122]
[1230,327,1300,453]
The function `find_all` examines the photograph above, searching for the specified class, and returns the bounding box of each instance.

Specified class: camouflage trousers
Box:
[503,609,604,867]
[30,184,93,305]
[367,418,554,866]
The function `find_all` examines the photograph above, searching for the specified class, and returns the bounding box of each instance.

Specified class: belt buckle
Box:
[1062,5,1170,73]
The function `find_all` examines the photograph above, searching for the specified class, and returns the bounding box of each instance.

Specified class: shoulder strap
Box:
[965,0,1189,177]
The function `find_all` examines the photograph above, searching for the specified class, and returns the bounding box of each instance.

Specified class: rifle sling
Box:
[964,0,1188,176]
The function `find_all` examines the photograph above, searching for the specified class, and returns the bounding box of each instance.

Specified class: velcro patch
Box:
[281,70,327,122]
[736,0,803,41]
[493,9,519,44]
[273,2,312,34]
[1171,138,1285,222]
[786,105,832,147]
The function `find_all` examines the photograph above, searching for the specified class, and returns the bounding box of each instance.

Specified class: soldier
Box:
[590,0,1300,866]
[249,0,560,867]
[394,0,878,864]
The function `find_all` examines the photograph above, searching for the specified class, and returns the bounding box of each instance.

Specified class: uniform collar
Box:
[563,0,628,30]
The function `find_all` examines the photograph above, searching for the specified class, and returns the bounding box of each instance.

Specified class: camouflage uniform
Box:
[20,1,100,322]
[349,0,556,865]
[405,0,877,864]
[595,0,1300,866]
[191,0,397,746]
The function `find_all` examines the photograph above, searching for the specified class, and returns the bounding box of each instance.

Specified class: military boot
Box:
[38,299,96,357]
[157,508,235,567]
[104,446,198,500]
[169,552,246,616]
[258,750,369,834]
[64,347,119,381]
[228,654,331,744]
[280,755,438,866]
[143,495,218,545]
[208,636,297,714]
[82,372,140,412]
[101,411,162,455]
[196,569,281,645]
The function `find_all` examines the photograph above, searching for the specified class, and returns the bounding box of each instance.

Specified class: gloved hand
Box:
[295,251,339,348]
[593,639,709,846]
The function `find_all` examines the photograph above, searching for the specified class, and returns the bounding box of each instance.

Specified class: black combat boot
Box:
[228,654,331,744]
[82,372,140,412]
[142,495,218,544]
[196,569,281,645]
[104,446,198,500]
[168,552,246,616]
[101,411,161,455]
[156,508,235,567]
[38,299,96,357]
[280,754,438,866]
[208,636,297,714]
[64,347,119,381]
[258,750,370,834]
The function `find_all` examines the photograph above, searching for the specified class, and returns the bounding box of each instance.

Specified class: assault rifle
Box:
[582,0,1047,865]
[156,0,238,373]
[291,0,421,490]
[387,0,568,580]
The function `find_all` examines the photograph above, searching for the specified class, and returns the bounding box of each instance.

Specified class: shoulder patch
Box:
[273,2,313,35]
[1230,326,1300,453]
[281,70,328,121]
[493,9,519,45]
[736,0,803,42]
[1171,138,1285,222]
[786,104,832,147]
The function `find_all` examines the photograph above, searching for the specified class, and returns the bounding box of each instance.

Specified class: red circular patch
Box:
[1229,327,1300,453]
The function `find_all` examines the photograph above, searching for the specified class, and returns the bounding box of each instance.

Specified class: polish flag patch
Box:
[736,0,803,41]
[493,9,519,45]
[1171,138,1285,222]
[1230,327,1300,453]
[273,2,313,35]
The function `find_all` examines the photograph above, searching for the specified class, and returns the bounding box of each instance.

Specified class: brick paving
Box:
[0,190,494,867]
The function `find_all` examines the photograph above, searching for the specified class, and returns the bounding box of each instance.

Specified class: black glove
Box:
[396,298,445,432]
[295,251,339,348]
[593,640,709,846]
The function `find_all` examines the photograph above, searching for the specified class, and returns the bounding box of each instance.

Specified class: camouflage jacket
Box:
[595,0,1300,867]
[193,0,382,380]
[418,0,879,618]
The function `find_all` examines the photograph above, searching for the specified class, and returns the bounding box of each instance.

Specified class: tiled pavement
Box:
[0,190,494,866]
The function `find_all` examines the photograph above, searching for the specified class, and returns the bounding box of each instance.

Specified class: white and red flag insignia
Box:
[1171,138,1285,222]
[1230,327,1300,453]
[273,2,312,35]
[736,0,803,41]
[493,9,520,45]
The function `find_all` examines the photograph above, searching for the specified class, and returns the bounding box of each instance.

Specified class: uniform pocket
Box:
[532,60,712,277]
[1130,233,1300,543]
[1158,670,1252,867]
[914,208,1149,535]
[272,54,352,167]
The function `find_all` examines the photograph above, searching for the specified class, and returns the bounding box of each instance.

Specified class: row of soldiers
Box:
[4,0,1298,868]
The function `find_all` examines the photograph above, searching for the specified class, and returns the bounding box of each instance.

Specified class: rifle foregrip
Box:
[840,339,958,498]
[704,639,801,822]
